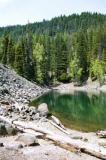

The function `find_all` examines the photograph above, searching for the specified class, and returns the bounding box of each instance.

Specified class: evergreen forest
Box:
[0,12,106,85]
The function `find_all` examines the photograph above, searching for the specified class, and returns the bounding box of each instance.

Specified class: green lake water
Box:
[31,91,106,132]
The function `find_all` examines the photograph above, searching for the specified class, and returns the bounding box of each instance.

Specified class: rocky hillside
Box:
[0,64,48,104]
[0,63,49,124]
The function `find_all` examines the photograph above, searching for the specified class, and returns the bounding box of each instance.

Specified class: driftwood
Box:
[48,119,70,135]
[51,115,65,129]
[96,131,106,138]
[0,116,106,160]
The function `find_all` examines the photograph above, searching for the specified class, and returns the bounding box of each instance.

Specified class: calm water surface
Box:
[31,91,106,132]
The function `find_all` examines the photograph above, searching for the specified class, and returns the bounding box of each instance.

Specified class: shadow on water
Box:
[31,91,106,132]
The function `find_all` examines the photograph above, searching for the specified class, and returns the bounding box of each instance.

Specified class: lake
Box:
[31,90,106,132]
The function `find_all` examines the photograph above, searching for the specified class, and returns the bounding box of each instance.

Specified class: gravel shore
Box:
[53,82,106,93]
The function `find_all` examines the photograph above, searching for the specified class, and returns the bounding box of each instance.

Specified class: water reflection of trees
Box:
[32,91,106,131]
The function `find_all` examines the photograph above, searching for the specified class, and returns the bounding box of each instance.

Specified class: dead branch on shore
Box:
[96,130,106,138]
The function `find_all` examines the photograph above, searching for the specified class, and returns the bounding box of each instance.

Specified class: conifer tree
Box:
[7,35,15,67]
[23,26,35,80]
[14,39,24,75]
[1,34,9,65]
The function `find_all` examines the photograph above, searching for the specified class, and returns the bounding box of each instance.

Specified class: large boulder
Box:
[15,133,39,146]
[37,103,49,117]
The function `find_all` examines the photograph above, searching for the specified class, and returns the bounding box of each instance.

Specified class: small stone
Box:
[15,133,39,146]
[1,101,9,105]
[83,138,88,142]
[5,144,23,150]
[3,112,8,117]
[0,143,4,147]
[33,113,40,120]
[27,115,31,121]
[71,136,83,140]
[29,106,36,112]
[20,115,27,120]
[7,106,13,112]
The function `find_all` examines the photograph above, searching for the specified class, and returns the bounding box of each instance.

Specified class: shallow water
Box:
[31,91,106,132]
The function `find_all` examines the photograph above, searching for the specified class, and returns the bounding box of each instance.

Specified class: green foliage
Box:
[55,33,68,80]
[14,40,24,75]
[23,30,35,80]
[70,57,82,82]
[0,12,106,37]
[90,59,106,84]
[59,73,70,83]
[7,36,15,67]
[33,43,44,84]
[1,35,9,64]
[0,38,3,61]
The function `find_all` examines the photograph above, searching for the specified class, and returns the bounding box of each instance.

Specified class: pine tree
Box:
[0,38,3,61]
[55,34,68,82]
[1,34,9,65]
[14,39,24,75]
[7,35,15,67]
[23,27,35,80]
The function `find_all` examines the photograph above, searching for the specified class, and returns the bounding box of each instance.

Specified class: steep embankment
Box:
[0,64,48,104]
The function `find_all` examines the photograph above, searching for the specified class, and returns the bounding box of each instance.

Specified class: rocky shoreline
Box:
[0,64,50,126]
[53,81,106,93]
[0,64,106,160]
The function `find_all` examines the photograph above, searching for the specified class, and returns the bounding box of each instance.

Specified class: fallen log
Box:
[0,116,106,160]
[96,131,106,138]
[48,119,71,135]
[46,134,106,160]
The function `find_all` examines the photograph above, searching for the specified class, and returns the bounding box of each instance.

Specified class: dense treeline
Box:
[0,12,106,37]
[0,12,106,85]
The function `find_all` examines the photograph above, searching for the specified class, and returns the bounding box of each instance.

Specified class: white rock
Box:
[37,103,49,116]
[15,133,38,146]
